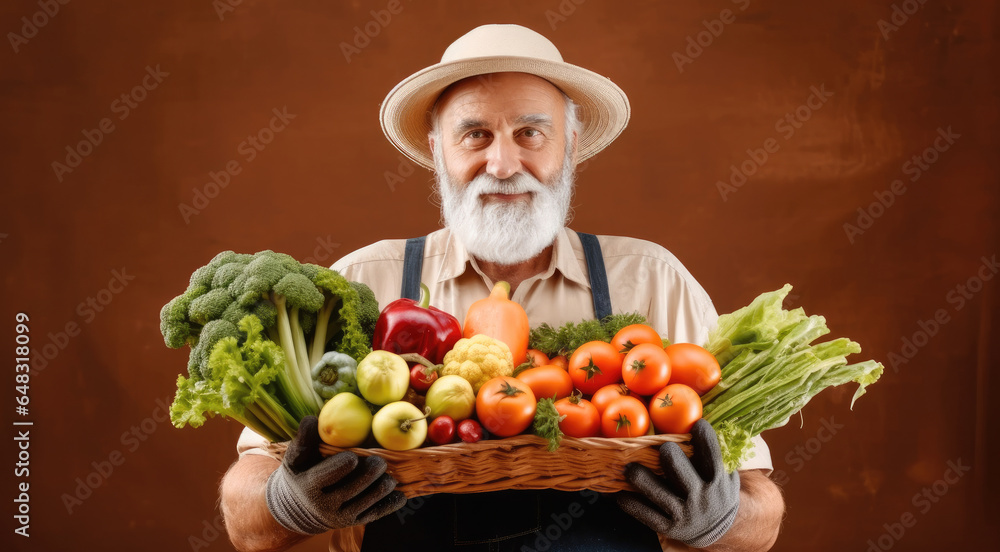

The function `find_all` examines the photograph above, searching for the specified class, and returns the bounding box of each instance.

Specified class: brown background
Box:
[2,0,997,550]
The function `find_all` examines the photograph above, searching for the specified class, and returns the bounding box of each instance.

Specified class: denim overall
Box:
[359,233,662,551]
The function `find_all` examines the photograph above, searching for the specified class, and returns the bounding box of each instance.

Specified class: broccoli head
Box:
[235,252,292,306]
[188,288,234,325]
[191,319,239,380]
[160,289,204,349]
[212,261,249,289]
[273,272,325,312]
[349,281,380,345]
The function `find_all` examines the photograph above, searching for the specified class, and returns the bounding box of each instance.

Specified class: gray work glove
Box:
[618,419,740,548]
[266,416,406,535]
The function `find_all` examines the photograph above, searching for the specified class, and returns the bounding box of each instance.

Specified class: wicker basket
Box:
[268,434,691,498]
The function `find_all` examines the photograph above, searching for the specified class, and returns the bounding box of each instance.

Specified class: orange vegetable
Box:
[516,365,574,401]
[476,376,536,437]
[548,354,569,371]
[463,281,530,367]
[525,349,550,368]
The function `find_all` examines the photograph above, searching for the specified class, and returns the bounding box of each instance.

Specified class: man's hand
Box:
[618,419,740,548]
[266,415,407,535]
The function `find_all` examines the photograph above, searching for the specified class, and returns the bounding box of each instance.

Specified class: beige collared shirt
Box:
[235,227,773,551]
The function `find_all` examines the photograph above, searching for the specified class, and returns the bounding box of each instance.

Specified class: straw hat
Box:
[379,24,631,170]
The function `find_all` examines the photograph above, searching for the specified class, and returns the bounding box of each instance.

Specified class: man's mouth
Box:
[481,192,532,203]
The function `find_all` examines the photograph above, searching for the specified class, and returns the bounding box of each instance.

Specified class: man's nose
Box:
[485,136,521,180]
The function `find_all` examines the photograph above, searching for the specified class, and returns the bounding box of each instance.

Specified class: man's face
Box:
[434,72,571,186]
[430,72,578,265]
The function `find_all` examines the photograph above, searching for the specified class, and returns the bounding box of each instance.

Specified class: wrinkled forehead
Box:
[432,72,568,126]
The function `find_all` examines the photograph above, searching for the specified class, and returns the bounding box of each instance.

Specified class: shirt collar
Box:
[436,228,472,282]
[552,228,592,289]
[435,227,592,290]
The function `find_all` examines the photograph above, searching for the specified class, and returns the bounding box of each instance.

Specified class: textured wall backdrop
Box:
[2,1,997,551]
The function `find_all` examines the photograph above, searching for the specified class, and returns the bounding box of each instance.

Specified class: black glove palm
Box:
[266,416,407,535]
[618,419,740,548]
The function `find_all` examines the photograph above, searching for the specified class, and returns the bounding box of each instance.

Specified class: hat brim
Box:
[380,56,631,170]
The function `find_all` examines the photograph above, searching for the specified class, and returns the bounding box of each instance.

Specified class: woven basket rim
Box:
[266,432,691,458]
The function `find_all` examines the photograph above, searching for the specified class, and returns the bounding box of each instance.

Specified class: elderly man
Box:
[221,24,784,552]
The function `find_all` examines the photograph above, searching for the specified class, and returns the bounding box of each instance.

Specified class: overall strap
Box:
[576,232,613,320]
[400,236,426,300]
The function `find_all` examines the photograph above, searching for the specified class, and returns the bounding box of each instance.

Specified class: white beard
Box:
[435,151,575,266]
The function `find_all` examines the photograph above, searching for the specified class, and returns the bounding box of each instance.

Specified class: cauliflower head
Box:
[441,334,514,393]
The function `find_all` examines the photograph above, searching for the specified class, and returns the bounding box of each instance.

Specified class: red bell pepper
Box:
[372,283,462,392]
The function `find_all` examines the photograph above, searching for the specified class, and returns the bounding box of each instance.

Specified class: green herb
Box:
[533,397,566,451]
[704,285,883,472]
[529,312,647,357]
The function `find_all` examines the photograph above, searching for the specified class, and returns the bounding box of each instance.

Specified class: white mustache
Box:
[468,173,545,196]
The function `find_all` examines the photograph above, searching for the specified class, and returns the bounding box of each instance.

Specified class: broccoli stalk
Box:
[310,296,339,369]
[270,272,327,413]
[269,292,323,414]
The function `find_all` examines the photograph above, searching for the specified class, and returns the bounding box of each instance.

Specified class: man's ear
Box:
[571,130,579,166]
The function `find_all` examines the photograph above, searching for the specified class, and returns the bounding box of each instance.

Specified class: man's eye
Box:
[467,130,487,140]
[522,129,541,138]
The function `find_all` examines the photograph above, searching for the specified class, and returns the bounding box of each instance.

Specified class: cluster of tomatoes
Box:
[429,324,722,445]
[395,324,723,449]
[507,324,722,440]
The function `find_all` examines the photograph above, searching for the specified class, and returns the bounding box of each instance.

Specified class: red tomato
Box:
[664,343,721,395]
[427,415,456,445]
[549,355,569,371]
[601,396,650,438]
[409,364,439,393]
[553,395,601,438]
[457,419,484,443]
[621,343,672,396]
[525,349,550,368]
[568,341,623,395]
[590,383,637,415]
[516,365,574,401]
[611,324,663,355]
[649,384,703,434]
[475,376,537,437]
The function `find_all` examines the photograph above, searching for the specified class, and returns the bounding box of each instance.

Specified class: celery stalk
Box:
[704,286,884,472]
